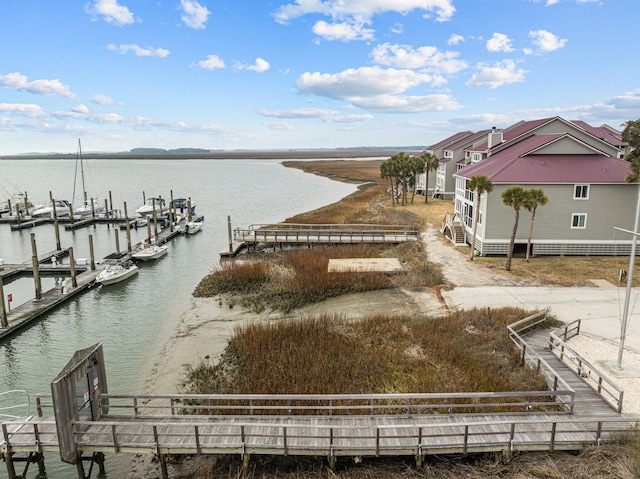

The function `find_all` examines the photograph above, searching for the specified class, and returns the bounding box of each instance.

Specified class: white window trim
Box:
[573,184,590,200]
[571,213,587,229]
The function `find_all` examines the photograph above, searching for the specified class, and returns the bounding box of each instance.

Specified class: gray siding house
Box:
[450,120,635,256]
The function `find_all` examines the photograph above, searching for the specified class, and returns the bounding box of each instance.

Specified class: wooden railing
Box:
[63,415,640,456]
[0,390,31,420]
[35,391,572,418]
[549,320,624,413]
[507,311,576,412]
[233,223,419,244]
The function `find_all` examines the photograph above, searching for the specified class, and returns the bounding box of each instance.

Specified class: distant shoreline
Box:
[0,149,419,161]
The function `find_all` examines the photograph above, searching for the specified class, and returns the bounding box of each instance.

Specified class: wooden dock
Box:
[0,216,199,340]
[221,223,419,257]
[3,312,639,479]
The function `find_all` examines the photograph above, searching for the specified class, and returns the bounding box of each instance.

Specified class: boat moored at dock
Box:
[96,260,139,285]
[132,244,168,261]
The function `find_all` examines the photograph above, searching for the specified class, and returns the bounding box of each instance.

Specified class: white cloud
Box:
[258,107,374,122]
[195,55,226,70]
[273,0,456,26]
[466,60,527,89]
[0,103,45,118]
[86,0,135,26]
[347,94,462,113]
[298,66,435,100]
[107,44,170,57]
[486,33,514,53]
[390,23,404,34]
[448,34,464,46]
[92,94,117,105]
[263,121,293,130]
[529,29,567,52]
[258,107,340,119]
[180,0,211,29]
[72,104,90,114]
[371,43,468,74]
[236,58,271,73]
[312,20,375,41]
[0,72,76,99]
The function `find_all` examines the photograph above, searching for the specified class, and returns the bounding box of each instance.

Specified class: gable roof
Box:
[426,131,473,151]
[456,133,631,184]
[444,129,491,152]
[571,120,626,147]
[467,118,555,152]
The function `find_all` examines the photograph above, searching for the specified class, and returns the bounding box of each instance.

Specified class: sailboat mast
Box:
[79,139,87,204]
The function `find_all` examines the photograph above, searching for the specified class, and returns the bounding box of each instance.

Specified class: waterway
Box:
[0,157,364,478]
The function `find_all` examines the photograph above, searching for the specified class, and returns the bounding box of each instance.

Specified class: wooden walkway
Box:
[221,223,420,257]
[2,315,638,478]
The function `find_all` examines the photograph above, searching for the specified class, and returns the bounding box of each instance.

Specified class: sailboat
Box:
[73,139,106,218]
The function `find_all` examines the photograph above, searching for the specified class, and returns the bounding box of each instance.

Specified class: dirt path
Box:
[421,225,537,287]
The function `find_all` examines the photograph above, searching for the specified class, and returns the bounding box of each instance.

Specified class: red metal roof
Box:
[457,134,631,183]
[571,120,626,147]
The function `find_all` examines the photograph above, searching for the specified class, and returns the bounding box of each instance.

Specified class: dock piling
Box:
[153,198,159,241]
[50,192,57,221]
[188,197,192,222]
[227,216,233,253]
[109,191,113,213]
[30,233,42,301]
[7,199,12,218]
[115,229,120,254]
[89,235,96,271]
[23,192,29,217]
[169,190,174,233]
[104,199,109,220]
[54,212,61,251]
[90,198,95,218]
[124,202,132,252]
[0,277,7,328]
[69,247,78,288]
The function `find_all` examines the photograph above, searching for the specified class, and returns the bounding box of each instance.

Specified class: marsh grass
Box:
[182,307,548,405]
[194,243,443,312]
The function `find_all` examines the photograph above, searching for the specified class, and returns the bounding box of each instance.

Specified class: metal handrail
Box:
[549,320,624,413]
[0,390,31,419]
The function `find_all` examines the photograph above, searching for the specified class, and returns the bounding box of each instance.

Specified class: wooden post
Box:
[114,229,120,254]
[124,202,132,252]
[0,276,7,328]
[54,214,61,251]
[31,233,42,300]
[14,202,21,226]
[3,451,17,479]
[153,198,158,242]
[50,191,57,220]
[104,199,109,220]
[89,235,96,271]
[90,197,95,218]
[169,190,174,232]
[6,199,12,218]
[188,197,192,221]
[142,191,146,204]
[109,191,113,212]
[147,221,152,245]
[23,192,29,216]
[68,202,74,224]
[228,216,233,253]
[69,247,78,288]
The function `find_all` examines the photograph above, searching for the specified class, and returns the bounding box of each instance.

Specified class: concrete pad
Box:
[328,258,402,272]
[599,360,640,378]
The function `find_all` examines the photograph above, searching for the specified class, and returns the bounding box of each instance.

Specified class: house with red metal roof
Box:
[446,118,635,256]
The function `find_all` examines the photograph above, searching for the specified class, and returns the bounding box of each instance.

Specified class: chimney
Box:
[487,127,503,149]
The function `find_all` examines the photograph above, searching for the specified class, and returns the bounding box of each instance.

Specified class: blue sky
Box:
[1,0,639,154]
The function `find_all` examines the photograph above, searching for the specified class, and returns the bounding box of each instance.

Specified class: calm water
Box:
[0,157,364,478]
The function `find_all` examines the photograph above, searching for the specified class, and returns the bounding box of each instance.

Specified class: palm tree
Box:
[523,188,549,262]
[421,152,440,204]
[409,155,425,204]
[502,185,528,271]
[467,175,494,261]
[380,160,397,206]
[389,152,413,206]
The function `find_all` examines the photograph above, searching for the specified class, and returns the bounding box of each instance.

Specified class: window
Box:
[571,214,587,229]
[444,150,452,157]
[574,184,589,199]
[472,153,481,162]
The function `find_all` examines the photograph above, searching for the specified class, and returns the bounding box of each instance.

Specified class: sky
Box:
[1,0,639,155]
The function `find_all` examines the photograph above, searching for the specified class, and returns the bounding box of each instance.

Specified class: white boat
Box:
[96,261,139,285]
[32,199,72,218]
[180,221,203,235]
[132,244,168,261]
[72,139,106,218]
[136,197,169,218]
[169,197,196,217]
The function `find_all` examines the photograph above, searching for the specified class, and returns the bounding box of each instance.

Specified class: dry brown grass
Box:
[194,243,443,312]
[182,307,548,398]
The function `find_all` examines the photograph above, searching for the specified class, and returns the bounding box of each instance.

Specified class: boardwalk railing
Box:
[4,416,639,458]
[233,223,419,245]
[548,320,624,413]
[507,311,576,413]
[33,391,573,419]
[0,390,30,420]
